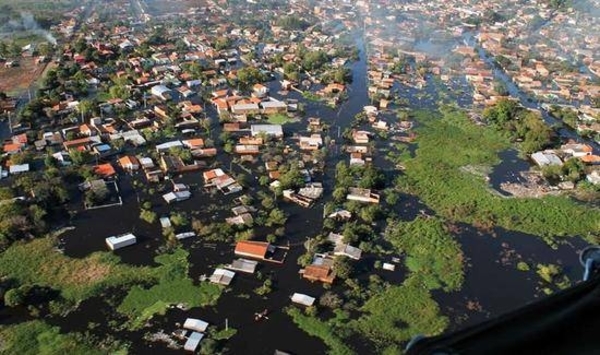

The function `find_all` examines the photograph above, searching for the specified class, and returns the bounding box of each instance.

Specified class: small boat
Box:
[254,309,269,321]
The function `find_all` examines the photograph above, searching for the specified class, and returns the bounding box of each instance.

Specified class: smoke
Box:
[19,12,57,45]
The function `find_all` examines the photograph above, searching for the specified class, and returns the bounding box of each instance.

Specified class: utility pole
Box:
[225,318,228,331]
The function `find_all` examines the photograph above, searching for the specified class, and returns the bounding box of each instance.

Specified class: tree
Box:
[334,256,353,279]
[109,85,130,100]
[236,67,266,88]
[78,99,96,119]
[4,287,25,307]
[266,208,287,226]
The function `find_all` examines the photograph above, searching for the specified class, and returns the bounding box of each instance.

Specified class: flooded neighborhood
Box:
[0,0,599,354]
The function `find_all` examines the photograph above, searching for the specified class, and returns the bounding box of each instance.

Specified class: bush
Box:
[140,210,157,224]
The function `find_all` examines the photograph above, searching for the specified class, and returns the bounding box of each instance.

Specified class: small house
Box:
[119,155,140,171]
[184,332,204,352]
[226,258,258,274]
[183,318,209,333]
[291,293,316,307]
[106,233,137,251]
[209,268,235,286]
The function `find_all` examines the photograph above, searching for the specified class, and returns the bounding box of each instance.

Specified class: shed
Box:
[184,332,204,352]
[210,268,236,286]
[106,233,137,250]
[9,164,30,175]
[163,191,192,203]
[291,293,316,307]
[227,258,258,274]
[382,263,396,271]
[183,318,209,332]
[159,217,172,229]
[175,232,196,240]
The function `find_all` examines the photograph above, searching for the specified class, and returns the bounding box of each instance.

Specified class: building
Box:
[183,318,209,333]
[346,187,380,204]
[8,164,30,175]
[106,233,137,250]
[184,332,204,352]
[209,268,235,286]
[234,240,271,260]
[531,151,563,167]
[251,124,283,138]
[302,255,336,284]
[291,293,316,307]
[226,258,258,274]
[151,85,172,100]
[162,190,192,203]
[118,155,140,171]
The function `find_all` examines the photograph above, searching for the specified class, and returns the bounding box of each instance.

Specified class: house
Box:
[234,240,271,260]
[587,170,600,185]
[251,124,283,138]
[118,155,140,171]
[184,332,204,352]
[226,213,254,225]
[301,255,335,284]
[231,103,260,115]
[234,145,260,154]
[160,155,185,174]
[106,233,136,251]
[9,164,30,175]
[291,293,316,307]
[261,100,288,114]
[299,135,323,150]
[162,190,192,203]
[231,205,257,215]
[328,209,352,220]
[352,130,370,144]
[346,187,380,204]
[252,83,269,98]
[560,143,593,158]
[226,258,258,274]
[531,151,563,167]
[3,142,22,154]
[183,318,209,333]
[93,163,117,178]
[151,85,172,100]
[209,268,235,286]
[334,244,362,260]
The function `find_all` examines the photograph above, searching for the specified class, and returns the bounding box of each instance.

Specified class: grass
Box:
[0,237,154,301]
[0,320,128,355]
[395,107,600,243]
[267,113,294,125]
[351,277,449,346]
[385,216,464,291]
[286,307,355,355]
[117,248,222,328]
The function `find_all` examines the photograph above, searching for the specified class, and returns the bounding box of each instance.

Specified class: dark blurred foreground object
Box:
[406,246,600,355]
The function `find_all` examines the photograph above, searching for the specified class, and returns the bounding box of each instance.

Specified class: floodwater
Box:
[488,149,531,195]
[436,224,589,331]
[10,29,596,355]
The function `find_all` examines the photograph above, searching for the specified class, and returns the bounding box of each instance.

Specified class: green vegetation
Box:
[393,107,600,243]
[117,249,221,328]
[140,209,157,224]
[0,320,128,355]
[0,237,152,302]
[286,307,355,355]
[517,261,531,271]
[352,278,448,346]
[482,99,553,153]
[267,113,294,125]
[385,217,464,291]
